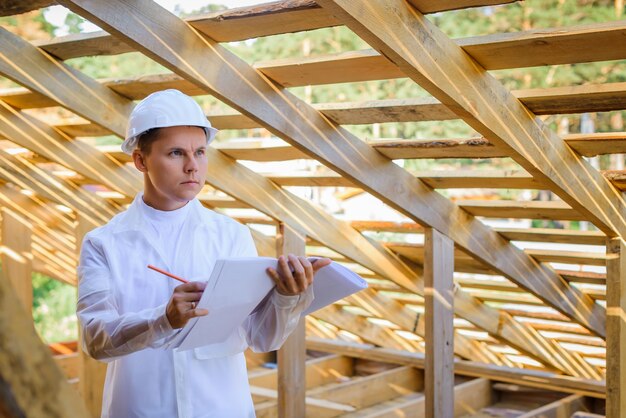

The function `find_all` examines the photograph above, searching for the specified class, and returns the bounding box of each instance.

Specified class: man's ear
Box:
[132,150,148,173]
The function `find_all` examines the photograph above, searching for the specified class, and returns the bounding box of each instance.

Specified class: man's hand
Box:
[266,255,332,296]
[166,281,209,329]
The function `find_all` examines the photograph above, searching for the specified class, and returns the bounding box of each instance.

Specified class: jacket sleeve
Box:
[77,236,179,362]
[244,288,313,352]
[236,226,314,352]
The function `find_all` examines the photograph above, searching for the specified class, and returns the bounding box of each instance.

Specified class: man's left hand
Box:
[266,254,331,296]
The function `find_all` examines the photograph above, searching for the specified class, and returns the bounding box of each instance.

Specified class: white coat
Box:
[77,194,312,418]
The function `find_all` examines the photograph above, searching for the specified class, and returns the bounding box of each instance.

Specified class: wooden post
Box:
[276,223,306,418]
[606,237,626,418]
[0,207,33,317]
[0,254,90,417]
[76,215,107,418]
[424,228,455,418]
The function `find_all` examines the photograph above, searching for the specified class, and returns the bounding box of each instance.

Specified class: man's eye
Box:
[196,149,206,156]
[170,150,182,156]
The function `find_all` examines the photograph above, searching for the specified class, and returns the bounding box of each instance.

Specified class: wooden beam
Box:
[276,224,306,418]
[0,151,117,226]
[249,354,354,391]
[29,0,521,61]
[0,27,132,137]
[0,208,33,317]
[458,200,584,221]
[606,237,626,418]
[0,0,54,16]
[0,249,89,417]
[57,0,606,344]
[0,102,141,197]
[307,338,606,398]
[315,0,626,239]
[338,377,493,418]
[307,365,423,416]
[312,304,419,352]
[516,394,593,418]
[424,228,454,418]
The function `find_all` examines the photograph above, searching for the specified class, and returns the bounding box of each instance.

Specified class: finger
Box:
[189,308,209,318]
[277,255,294,281]
[175,291,204,302]
[311,257,332,273]
[175,281,207,292]
[299,256,314,285]
[288,254,307,292]
[266,267,287,293]
[278,256,297,294]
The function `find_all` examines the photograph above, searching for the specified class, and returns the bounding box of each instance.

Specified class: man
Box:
[78,89,330,417]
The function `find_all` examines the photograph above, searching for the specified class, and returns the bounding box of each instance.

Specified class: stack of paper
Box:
[172,257,367,351]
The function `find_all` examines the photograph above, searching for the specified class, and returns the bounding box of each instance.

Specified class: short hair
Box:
[136,128,161,155]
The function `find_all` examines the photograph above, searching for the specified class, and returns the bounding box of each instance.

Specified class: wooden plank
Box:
[0,208,33,317]
[345,288,492,364]
[30,0,521,61]
[408,0,518,13]
[249,354,354,391]
[0,250,89,417]
[312,304,419,352]
[315,0,626,239]
[0,102,142,198]
[606,237,626,418]
[0,28,132,137]
[424,228,455,418]
[0,0,54,16]
[308,366,423,415]
[458,200,584,221]
[0,150,117,226]
[251,385,356,416]
[267,170,546,190]
[516,394,592,418]
[459,19,626,70]
[496,228,606,246]
[307,338,606,398]
[276,224,306,418]
[339,377,493,418]
[76,215,107,417]
[566,132,626,157]
[59,0,606,343]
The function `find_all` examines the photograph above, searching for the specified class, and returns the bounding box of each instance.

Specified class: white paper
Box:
[172,257,368,351]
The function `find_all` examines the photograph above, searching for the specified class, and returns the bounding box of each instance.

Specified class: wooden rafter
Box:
[315,0,626,239]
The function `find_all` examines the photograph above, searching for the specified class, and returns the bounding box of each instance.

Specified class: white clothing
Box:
[77,194,312,418]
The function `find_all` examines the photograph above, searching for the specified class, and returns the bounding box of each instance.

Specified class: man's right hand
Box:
[166,281,209,328]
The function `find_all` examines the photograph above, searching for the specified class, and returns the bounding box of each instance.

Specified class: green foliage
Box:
[64,12,86,35]
[32,273,78,344]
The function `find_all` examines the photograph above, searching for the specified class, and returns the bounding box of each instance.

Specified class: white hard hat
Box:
[122,89,218,154]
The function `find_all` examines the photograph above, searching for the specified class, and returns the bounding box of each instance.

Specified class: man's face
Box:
[133,126,208,210]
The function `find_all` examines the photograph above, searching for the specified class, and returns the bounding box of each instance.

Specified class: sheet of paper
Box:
[173,257,368,351]
[177,258,275,351]
[304,261,368,315]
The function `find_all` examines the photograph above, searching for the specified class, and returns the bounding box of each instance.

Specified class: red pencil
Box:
[147,264,189,284]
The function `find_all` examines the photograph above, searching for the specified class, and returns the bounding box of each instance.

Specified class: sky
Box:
[45,1,270,36]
